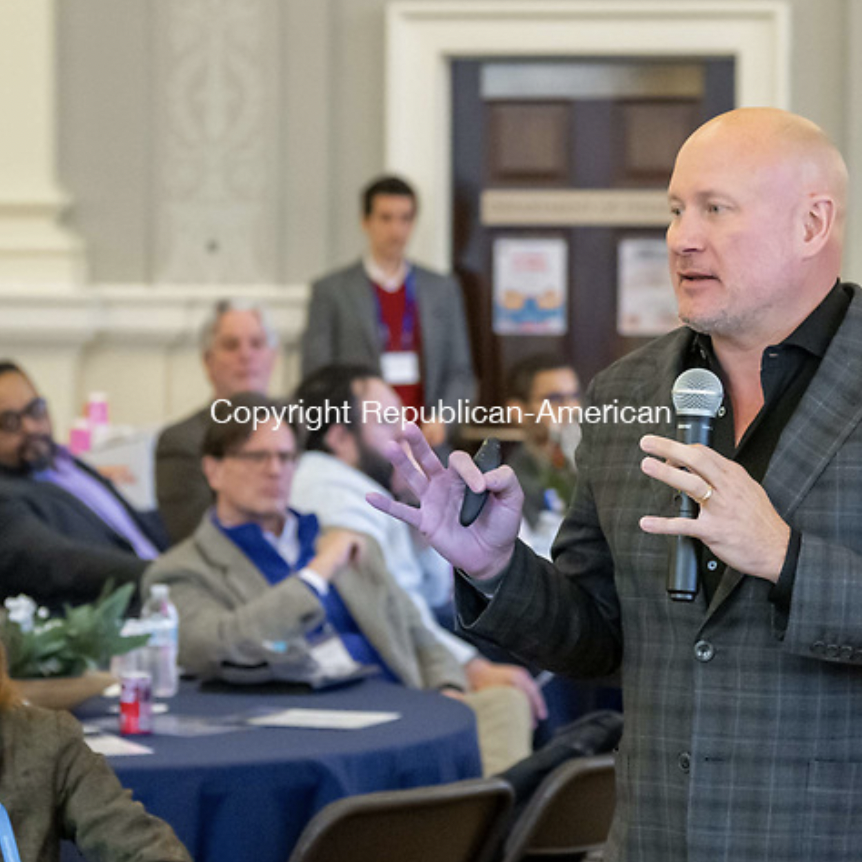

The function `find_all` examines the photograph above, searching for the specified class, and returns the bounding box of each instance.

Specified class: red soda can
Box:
[120,671,153,735]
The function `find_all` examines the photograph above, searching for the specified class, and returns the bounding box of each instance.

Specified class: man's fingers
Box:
[401,422,446,478]
[522,678,548,722]
[640,434,724,485]
[365,492,422,529]
[640,456,713,501]
[384,438,429,498]
[448,450,487,493]
[639,515,702,537]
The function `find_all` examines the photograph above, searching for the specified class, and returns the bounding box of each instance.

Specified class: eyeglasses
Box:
[0,397,48,434]
[224,449,298,467]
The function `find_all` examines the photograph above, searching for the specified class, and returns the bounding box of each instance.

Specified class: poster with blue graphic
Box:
[493,237,567,335]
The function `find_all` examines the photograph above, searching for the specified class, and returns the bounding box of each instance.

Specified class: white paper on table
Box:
[85,734,154,756]
[246,709,401,730]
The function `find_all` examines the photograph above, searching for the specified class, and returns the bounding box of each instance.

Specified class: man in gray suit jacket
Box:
[368,108,862,861]
[145,392,533,774]
[154,300,278,544]
[301,175,474,448]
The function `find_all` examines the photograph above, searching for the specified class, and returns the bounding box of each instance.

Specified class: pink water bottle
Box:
[68,418,92,455]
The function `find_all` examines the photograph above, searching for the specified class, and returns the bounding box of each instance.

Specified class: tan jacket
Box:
[143,516,467,690]
[0,705,190,862]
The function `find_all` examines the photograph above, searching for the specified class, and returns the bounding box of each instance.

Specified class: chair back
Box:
[289,776,514,862]
[501,753,615,862]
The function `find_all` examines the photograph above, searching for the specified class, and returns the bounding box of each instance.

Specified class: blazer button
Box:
[694,640,715,662]
[811,641,826,655]
[678,752,691,773]
[826,644,840,659]
[840,645,854,661]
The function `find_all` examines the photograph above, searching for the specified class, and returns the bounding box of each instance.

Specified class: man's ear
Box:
[801,195,837,258]
[201,455,222,494]
[323,424,359,465]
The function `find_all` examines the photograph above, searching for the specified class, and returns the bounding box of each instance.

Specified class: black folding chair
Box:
[501,754,615,862]
[288,776,514,862]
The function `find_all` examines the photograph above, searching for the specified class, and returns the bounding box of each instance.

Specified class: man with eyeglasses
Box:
[0,361,167,610]
[145,391,531,774]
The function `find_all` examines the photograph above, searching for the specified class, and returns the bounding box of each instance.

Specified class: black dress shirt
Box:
[688,280,852,605]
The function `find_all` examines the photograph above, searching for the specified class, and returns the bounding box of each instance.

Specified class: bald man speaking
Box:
[369,109,862,861]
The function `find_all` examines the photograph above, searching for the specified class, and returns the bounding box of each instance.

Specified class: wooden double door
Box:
[451,58,735,406]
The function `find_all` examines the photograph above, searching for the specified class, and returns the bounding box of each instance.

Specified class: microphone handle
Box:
[667,415,714,602]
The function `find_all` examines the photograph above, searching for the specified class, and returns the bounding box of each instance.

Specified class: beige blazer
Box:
[144,516,467,690]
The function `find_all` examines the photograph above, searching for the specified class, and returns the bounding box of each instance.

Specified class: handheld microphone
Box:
[666,368,724,601]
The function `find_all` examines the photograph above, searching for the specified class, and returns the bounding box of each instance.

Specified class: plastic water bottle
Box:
[141,584,180,697]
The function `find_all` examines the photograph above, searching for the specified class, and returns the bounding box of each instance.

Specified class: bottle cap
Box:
[150,584,170,600]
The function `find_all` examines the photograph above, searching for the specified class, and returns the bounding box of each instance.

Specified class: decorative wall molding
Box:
[0,283,309,436]
[0,0,86,284]
[0,284,309,347]
[482,189,671,227]
[153,0,281,284]
[386,0,791,270]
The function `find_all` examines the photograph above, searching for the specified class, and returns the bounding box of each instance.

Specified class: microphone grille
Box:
[672,368,724,417]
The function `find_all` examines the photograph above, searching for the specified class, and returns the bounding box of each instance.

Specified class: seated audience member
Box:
[0,361,166,610]
[290,365,546,724]
[0,643,191,861]
[144,392,533,774]
[155,299,278,545]
[505,354,582,558]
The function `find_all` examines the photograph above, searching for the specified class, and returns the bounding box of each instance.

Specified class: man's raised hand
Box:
[365,423,523,580]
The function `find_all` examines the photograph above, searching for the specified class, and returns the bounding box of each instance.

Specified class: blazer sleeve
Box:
[154,421,213,546]
[143,551,327,680]
[454,379,623,679]
[0,496,145,608]
[779,531,862,664]
[438,273,476,409]
[301,276,339,378]
[46,709,191,861]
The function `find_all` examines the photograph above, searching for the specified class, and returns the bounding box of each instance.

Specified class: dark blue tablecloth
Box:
[68,678,482,862]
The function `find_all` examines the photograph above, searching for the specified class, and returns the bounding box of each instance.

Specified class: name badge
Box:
[381,351,420,386]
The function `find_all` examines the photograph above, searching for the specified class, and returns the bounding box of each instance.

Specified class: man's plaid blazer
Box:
[458,283,862,862]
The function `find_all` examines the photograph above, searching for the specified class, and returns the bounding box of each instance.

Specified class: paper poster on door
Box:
[493,237,568,335]
[617,237,680,336]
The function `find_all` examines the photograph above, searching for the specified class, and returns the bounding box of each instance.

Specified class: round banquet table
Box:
[66,677,482,862]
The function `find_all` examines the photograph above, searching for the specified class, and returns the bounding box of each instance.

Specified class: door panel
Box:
[452,58,734,407]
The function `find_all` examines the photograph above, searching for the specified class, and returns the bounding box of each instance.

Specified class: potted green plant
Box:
[0,582,150,709]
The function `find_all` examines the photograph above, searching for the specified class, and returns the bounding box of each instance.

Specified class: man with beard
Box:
[0,361,166,610]
[290,364,546,724]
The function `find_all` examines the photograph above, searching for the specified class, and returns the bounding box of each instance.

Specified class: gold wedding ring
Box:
[694,485,714,506]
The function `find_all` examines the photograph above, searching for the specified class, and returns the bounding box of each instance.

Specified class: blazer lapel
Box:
[764,289,862,519]
[348,262,383,360]
[704,287,862,621]
[194,517,273,601]
[413,268,440,399]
